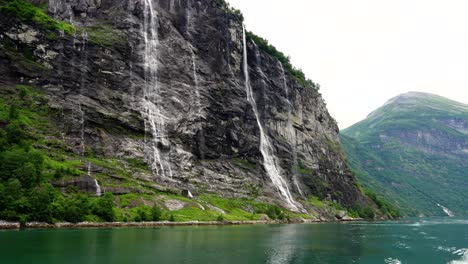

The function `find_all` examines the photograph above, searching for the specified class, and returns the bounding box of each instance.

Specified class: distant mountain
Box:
[341,92,468,216]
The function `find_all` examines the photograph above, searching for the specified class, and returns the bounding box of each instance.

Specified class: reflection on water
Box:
[0,218,467,264]
[267,224,298,264]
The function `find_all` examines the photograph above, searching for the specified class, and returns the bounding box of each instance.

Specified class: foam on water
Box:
[385,258,402,264]
[447,248,468,264]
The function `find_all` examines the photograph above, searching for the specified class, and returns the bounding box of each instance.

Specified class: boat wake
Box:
[437,247,468,264]
[447,248,468,264]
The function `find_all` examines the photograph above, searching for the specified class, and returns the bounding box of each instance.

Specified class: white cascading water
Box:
[78,30,88,157]
[280,64,304,197]
[437,203,455,217]
[191,50,202,117]
[93,179,102,197]
[242,25,299,211]
[142,0,172,178]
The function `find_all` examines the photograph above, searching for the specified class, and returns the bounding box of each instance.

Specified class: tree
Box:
[93,192,115,222]
[63,194,90,223]
[5,123,25,144]
[27,184,56,223]
[151,205,162,221]
[8,105,19,120]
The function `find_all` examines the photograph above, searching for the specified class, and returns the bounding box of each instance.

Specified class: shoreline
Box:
[0,218,362,230]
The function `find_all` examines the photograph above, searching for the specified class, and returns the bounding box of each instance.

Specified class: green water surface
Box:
[0,218,467,263]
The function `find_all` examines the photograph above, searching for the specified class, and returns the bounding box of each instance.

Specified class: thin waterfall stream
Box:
[142,0,172,178]
[242,25,300,212]
[280,64,304,197]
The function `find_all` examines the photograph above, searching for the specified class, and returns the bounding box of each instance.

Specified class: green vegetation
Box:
[348,205,375,219]
[365,190,401,218]
[0,84,319,223]
[0,0,75,35]
[297,163,329,200]
[341,92,468,216]
[213,0,244,20]
[0,85,117,223]
[200,195,302,221]
[246,31,318,89]
[86,24,127,48]
[214,0,317,89]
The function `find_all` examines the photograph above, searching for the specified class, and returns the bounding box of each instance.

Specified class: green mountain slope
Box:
[341,92,468,216]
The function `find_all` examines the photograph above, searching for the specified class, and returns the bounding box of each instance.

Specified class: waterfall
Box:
[191,48,208,160]
[77,30,88,158]
[280,64,304,197]
[191,50,202,117]
[142,0,172,178]
[437,203,455,217]
[242,25,300,211]
[93,178,102,197]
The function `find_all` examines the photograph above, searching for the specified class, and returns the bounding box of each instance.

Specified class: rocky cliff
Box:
[0,0,371,218]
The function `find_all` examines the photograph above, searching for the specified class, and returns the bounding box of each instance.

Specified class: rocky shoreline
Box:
[0,218,362,230]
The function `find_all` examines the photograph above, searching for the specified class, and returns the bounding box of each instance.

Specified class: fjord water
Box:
[1,218,467,264]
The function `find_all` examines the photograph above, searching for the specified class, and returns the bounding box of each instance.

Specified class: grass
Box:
[85,24,127,48]
[0,0,75,35]
[233,157,257,170]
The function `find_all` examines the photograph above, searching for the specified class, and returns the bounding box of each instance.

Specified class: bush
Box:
[27,184,56,223]
[62,194,91,223]
[137,208,150,222]
[216,215,224,222]
[5,123,26,145]
[8,105,19,120]
[93,192,115,222]
[0,148,44,187]
[266,206,285,220]
[350,205,376,219]
[151,205,162,221]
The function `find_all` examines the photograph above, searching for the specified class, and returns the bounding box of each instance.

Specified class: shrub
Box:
[266,206,285,220]
[350,205,376,219]
[27,184,56,223]
[216,215,224,222]
[5,123,26,145]
[62,194,91,223]
[93,192,115,222]
[8,105,19,120]
[151,205,162,221]
[137,208,150,222]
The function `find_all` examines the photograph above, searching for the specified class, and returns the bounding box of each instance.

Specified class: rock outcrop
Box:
[0,0,370,212]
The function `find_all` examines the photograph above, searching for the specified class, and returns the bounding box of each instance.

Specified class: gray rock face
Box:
[0,0,369,210]
[53,176,101,196]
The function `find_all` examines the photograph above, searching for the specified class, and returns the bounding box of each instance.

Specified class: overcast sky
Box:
[227,0,468,129]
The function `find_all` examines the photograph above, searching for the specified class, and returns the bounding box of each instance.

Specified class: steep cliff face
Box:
[342,92,468,216]
[0,0,369,215]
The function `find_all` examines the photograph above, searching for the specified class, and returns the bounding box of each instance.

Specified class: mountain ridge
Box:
[341,92,468,216]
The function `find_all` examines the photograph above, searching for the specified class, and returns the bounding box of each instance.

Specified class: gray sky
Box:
[227,0,468,128]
